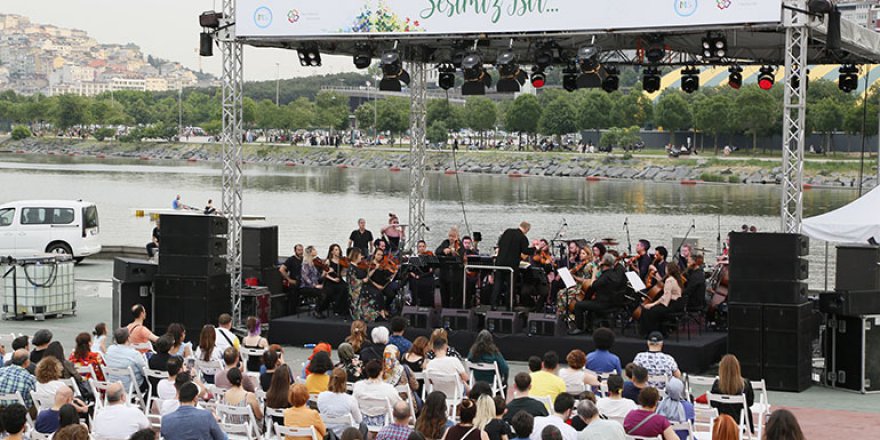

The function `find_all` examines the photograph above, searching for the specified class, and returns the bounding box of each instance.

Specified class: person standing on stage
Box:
[491,221,533,310]
[567,253,627,335]
[280,244,304,313]
[409,240,437,307]
[436,227,466,308]
[349,218,374,257]
[381,213,404,254]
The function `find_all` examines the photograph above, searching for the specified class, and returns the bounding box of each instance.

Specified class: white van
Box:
[0,200,101,262]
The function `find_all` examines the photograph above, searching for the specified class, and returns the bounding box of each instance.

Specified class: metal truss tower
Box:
[407,62,428,252]
[781,1,809,233]
[220,0,244,326]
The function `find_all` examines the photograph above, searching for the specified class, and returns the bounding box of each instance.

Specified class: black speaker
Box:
[153,274,230,298]
[441,308,477,332]
[727,303,763,376]
[826,314,880,392]
[728,257,808,282]
[243,225,279,269]
[158,255,226,277]
[402,306,440,329]
[485,311,524,334]
[835,245,880,291]
[728,280,808,305]
[112,280,153,331]
[762,303,814,392]
[526,313,566,337]
[160,214,228,237]
[160,236,227,257]
[729,232,809,259]
[819,290,880,316]
[153,274,231,337]
[113,258,158,284]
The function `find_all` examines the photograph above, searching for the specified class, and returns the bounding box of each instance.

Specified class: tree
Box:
[692,93,732,153]
[576,90,613,133]
[610,89,652,128]
[463,97,497,147]
[255,99,279,131]
[354,102,377,134]
[503,94,542,150]
[427,121,449,145]
[539,96,578,142]
[315,91,349,131]
[733,86,778,151]
[52,95,91,130]
[285,97,315,130]
[91,99,129,126]
[427,99,463,132]
[242,97,257,128]
[654,91,692,145]
[376,98,410,142]
[808,98,844,152]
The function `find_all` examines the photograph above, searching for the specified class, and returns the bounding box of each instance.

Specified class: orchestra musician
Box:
[381,213,404,254]
[676,243,692,271]
[363,248,394,321]
[651,246,669,279]
[491,221,533,310]
[568,253,628,335]
[683,253,707,311]
[461,236,481,307]
[638,263,684,336]
[409,240,437,307]
[346,248,381,322]
[300,246,324,317]
[317,244,348,319]
[279,243,304,313]
[631,239,653,280]
[435,227,465,308]
[556,246,594,317]
[562,241,582,270]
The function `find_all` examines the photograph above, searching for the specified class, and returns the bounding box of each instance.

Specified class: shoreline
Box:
[2,137,876,190]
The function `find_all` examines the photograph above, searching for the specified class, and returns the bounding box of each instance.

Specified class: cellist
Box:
[638,263,685,337]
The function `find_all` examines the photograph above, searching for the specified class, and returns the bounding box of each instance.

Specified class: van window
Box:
[0,208,13,227]
[21,208,47,225]
[83,205,99,229]
[51,208,75,224]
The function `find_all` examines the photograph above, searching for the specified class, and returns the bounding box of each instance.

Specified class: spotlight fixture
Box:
[530,67,547,89]
[461,53,492,96]
[198,11,223,57]
[643,67,662,93]
[534,46,555,70]
[808,0,834,14]
[702,33,727,60]
[645,36,666,64]
[728,66,743,90]
[602,66,620,93]
[297,46,322,67]
[577,46,601,73]
[680,66,700,94]
[378,50,410,92]
[839,64,859,93]
[757,65,775,90]
[353,45,373,69]
[198,11,223,28]
[199,32,213,57]
[562,64,579,92]
[437,63,456,90]
[495,50,528,93]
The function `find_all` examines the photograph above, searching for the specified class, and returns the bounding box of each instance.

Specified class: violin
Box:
[534,249,554,266]
[420,250,435,257]
[340,257,370,270]
[313,257,329,272]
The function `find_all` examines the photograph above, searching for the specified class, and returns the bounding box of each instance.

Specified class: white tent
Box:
[802,186,880,243]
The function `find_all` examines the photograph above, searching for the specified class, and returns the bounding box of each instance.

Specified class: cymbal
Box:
[600,238,620,246]
[692,247,712,253]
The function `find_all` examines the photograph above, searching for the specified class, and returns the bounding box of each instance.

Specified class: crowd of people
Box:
[0,304,805,440]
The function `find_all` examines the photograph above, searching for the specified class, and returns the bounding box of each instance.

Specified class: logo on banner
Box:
[288,9,300,24]
[254,6,273,29]
[674,0,698,17]
[716,0,732,10]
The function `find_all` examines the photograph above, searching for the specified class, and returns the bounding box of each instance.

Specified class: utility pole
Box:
[275,63,280,107]
[178,85,183,137]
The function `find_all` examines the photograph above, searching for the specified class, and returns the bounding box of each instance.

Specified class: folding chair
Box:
[102,366,147,410]
[142,367,169,414]
[274,424,320,440]
[75,364,99,381]
[89,378,114,410]
[205,384,228,402]
[216,402,260,440]
[219,421,258,440]
[29,390,54,412]
[467,361,504,396]
[131,342,154,353]
[706,392,750,439]
[692,405,718,437]
[424,370,463,404]
[240,347,266,373]
[358,395,393,433]
[194,359,224,383]
[750,379,771,438]
[684,374,717,402]
[264,407,286,439]
[395,384,417,425]
[670,421,696,440]
[321,414,357,436]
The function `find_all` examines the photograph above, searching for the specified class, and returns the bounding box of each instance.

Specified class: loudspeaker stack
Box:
[727,232,814,392]
[112,257,158,331]
[154,214,231,338]
[241,225,285,319]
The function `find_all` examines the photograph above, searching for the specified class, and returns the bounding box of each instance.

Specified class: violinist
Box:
[568,253,627,336]
[556,246,594,318]
[632,239,653,280]
[299,246,324,317]
[409,240,437,307]
[492,221,533,310]
[638,263,684,336]
[380,213,404,254]
[562,241,582,270]
[651,246,669,280]
[316,244,348,319]
[461,236,481,307]
[435,227,465,308]
[279,243,304,313]
[363,248,393,320]
[347,248,381,322]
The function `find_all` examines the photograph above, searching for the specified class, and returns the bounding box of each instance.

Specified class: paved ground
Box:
[1,258,877,436]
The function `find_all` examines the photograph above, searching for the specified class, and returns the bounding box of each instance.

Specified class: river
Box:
[0,154,859,289]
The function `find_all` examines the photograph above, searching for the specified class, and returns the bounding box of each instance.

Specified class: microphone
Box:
[623,217,629,228]
[691,219,696,230]
[562,218,568,226]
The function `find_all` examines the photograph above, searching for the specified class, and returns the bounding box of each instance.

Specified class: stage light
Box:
[534,47,554,70]
[562,64,578,92]
[728,66,743,90]
[808,0,834,14]
[681,66,700,94]
[645,36,665,64]
[757,66,775,90]
[379,50,410,92]
[839,64,859,93]
[297,46,322,67]
[495,50,527,93]
[437,63,456,90]
[199,32,213,57]
[531,67,547,89]
[199,11,223,28]
[602,66,620,93]
[353,45,373,70]
[577,46,600,73]
[702,33,727,60]
[461,53,492,96]
[643,67,662,93]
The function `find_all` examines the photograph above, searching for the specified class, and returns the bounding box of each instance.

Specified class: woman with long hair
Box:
[467,330,509,386]
[710,354,755,433]
[655,377,695,440]
[381,213,403,254]
[241,316,269,372]
[165,323,193,358]
[712,414,740,440]
[346,320,368,353]
[319,243,349,318]
[265,361,292,425]
[195,324,223,384]
[557,246,594,318]
[301,245,324,315]
[91,323,108,354]
[762,409,804,440]
[347,248,380,322]
[362,248,393,321]
[68,332,105,381]
[336,342,363,382]
[472,394,496,431]
[415,391,454,440]
[44,341,79,381]
[639,262,685,336]
[317,367,363,437]
[444,399,490,440]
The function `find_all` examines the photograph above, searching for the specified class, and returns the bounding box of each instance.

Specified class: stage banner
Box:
[236,0,783,38]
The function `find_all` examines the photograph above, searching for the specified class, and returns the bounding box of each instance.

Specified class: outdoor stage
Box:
[268,313,728,373]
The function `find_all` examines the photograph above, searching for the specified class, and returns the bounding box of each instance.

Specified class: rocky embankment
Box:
[3,138,876,189]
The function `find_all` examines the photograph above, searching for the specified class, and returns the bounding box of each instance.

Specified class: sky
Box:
[3,0,356,82]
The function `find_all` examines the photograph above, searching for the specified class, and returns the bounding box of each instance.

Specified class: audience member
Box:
[424,338,468,398]
[335,342,364,383]
[468,381,494,400]
[540,425,563,440]
[126,305,158,352]
[128,428,157,440]
[302,343,332,378]
[656,378,694,440]
[376,400,414,440]
[54,423,90,440]
[586,329,622,375]
[415,391,454,440]
[632,333,681,389]
[557,350,599,393]
[194,324,224,384]
[389,316,413,355]
[503,372,549,423]
[317,367,362,436]
[510,411,534,440]
[445,399,490,440]
[527,357,542,373]
[577,399,625,440]
[622,388,677,440]
[529,352,566,402]
[360,327,390,363]
[712,414,740,440]
[165,323,193,358]
[146,334,174,394]
[69,331,106,381]
[597,375,636,418]
[103,327,147,392]
[6,336,35,374]
[215,347,257,392]
[467,330,509,386]
[265,362,293,425]
[2,403,29,440]
[92,323,108,354]
[384,345,417,391]
[710,354,755,433]
[402,337,428,374]
[346,320,369,353]
[45,341,81,381]
[222,367,263,426]
[0,350,36,409]
[31,329,53,364]
[763,409,804,440]
[483,396,512,440]
[161,381,227,440]
[427,329,462,360]
[34,387,86,434]
[241,316,269,372]
[353,359,402,428]
[342,426,365,440]
[621,365,648,403]
[474,394,496,431]
[214,313,240,353]
[92,382,151,440]
[261,350,282,391]
[57,403,79,430]
[284,383,327,439]
[156,356,184,404]
[34,356,69,395]
[306,351,334,394]
[531,393,577,440]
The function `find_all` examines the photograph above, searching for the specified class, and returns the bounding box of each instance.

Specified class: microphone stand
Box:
[623,218,632,254]
[551,218,568,260]
[675,220,697,266]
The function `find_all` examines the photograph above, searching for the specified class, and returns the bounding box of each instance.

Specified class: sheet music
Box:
[625,271,647,291]
[557,267,577,289]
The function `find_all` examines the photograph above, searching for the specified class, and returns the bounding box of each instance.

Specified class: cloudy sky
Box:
[3,0,356,81]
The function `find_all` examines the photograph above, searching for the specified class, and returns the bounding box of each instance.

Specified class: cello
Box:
[632,266,664,320]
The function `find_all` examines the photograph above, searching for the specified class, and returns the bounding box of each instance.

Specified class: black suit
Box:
[573,264,627,330]
[684,266,706,310]
[492,228,532,308]
[436,240,465,308]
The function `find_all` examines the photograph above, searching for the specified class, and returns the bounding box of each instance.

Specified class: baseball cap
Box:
[647,331,664,344]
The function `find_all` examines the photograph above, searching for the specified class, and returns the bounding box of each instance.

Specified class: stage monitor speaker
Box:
[158,255,226,277]
[728,232,809,259]
[819,290,880,316]
[160,214,228,237]
[241,287,271,325]
[160,236,227,257]
[152,274,231,337]
[402,306,440,330]
[728,280,808,305]
[441,308,477,332]
[111,280,153,331]
[826,314,880,393]
[113,258,158,284]
[762,303,814,392]
[526,313,566,337]
[243,225,279,269]
[835,245,880,291]
[727,303,763,376]
[486,311,524,335]
[728,257,808,282]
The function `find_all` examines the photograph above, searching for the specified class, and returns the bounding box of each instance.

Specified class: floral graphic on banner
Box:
[717,0,732,10]
[344,0,424,33]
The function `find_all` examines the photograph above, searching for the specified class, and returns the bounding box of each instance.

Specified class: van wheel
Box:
[46,242,72,256]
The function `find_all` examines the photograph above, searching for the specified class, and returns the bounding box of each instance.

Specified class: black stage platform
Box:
[269,314,728,373]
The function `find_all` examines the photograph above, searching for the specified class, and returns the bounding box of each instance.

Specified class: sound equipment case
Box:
[824,314,880,394]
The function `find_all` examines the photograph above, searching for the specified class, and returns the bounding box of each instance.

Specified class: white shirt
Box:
[214,327,239,353]
[160,399,180,416]
[557,368,595,391]
[531,414,578,440]
[425,356,466,398]
[317,391,363,436]
[92,403,151,440]
[597,397,638,419]
[35,379,69,396]
[193,346,224,375]
[579,419,625,440]
[157,378,177,400]
[352,379,401,417]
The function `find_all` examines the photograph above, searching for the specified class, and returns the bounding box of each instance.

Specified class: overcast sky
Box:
[3,0,356,82]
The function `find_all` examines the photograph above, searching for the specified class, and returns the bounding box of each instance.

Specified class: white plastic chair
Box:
[424,370,463,404]
[692,405,718,437]
[102,365,147,410]
[670,421,696,440]
[263,407,286,439]
[357,395,393,433]
[467,361,504,396]
[29,390,54,411]
[395,384,417,426]
[216,402,260,439]
[706,392,750,439]
[684,374,717,401]
[195,359,224,382]
[240,347,266,373]
[142,367,169,413]
[274,424,320,440]
[75,364,99,381]
[750,379,770,438]
[321,413,357,436]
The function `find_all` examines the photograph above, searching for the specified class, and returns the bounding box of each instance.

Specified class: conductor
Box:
[491,221,533,310]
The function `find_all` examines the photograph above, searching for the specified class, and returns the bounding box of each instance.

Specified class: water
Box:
[0,154,859,289]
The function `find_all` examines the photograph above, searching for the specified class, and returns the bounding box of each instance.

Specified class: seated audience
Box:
[510,411,535,440]
[156,356,184,405]
[710,354,755,433]
[577,399,625,440]
[92,382,151,440]
[360,327,389,364]
[336,342,364,383]
[712,414,740,440]
[0,350,36,409]
[481,395,512,440]
[31,329,53,364]
[35,356,69,396]
[68,331,105,381]
[415,391,455,440]
[126,304,159,352]
[166,323,193,358]
[2,403,29,440]
[383,345,418,391]
[621,365,648,403]
[622,387,677,440]
[597,375,637,419]
[376,400,414,440]
[147,334,175,395]
[261,349,282,391]
[215,347,257,392]
[424,338,468,398]
[194,324,224,384]
[763,409,805,440]
[353,359,402,428]
[586,328,623,375]
[54,423,90,440]
[265,363,293,426]
[222,367,263,426]
[241,316,269,372]
[504,372,549,423]
[427,329,462,360]
[389,316,413,356]
[161,381,227,440]
[284,383,327,440]
[531,393,577,440]
[306,351,334,394]
[346,320,369,353]
[529,352,566,403]
[467,330,509,387]
[34,387,87,434]
[656,378,694,440]
[632,333,681,389]
[317,368,363,437]
[103,327,147,392]
[445,399,490,440]
[557,350,599,393]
